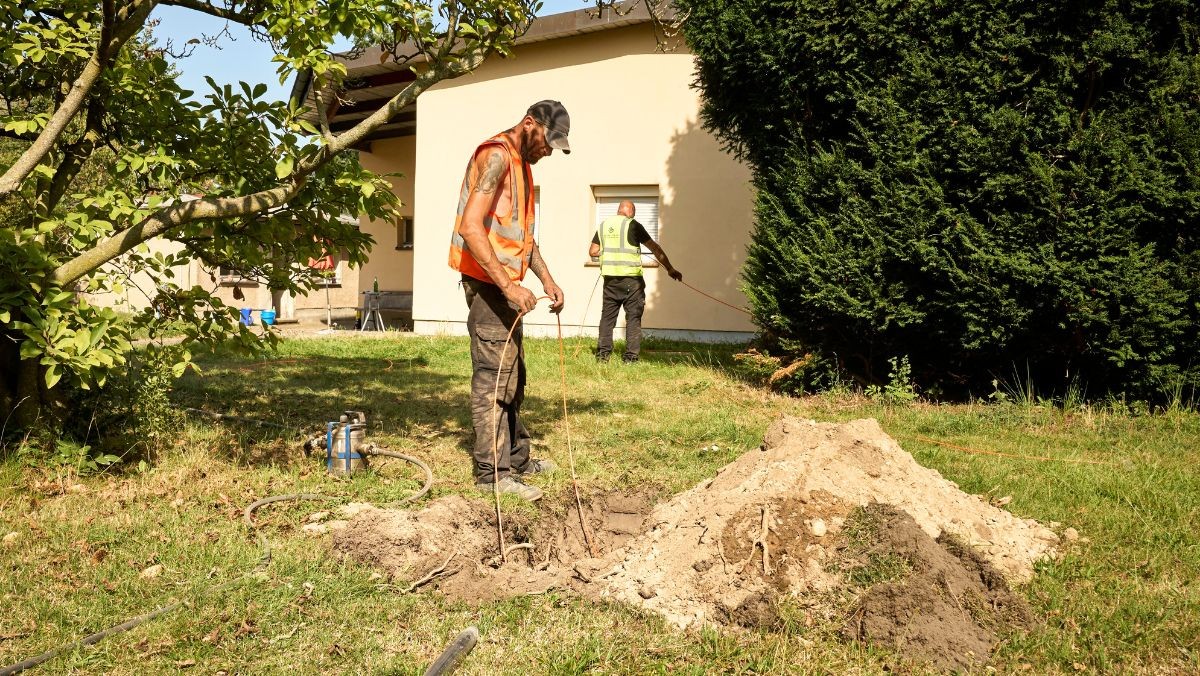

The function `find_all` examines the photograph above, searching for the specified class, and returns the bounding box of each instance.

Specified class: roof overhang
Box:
[291,4,664,145]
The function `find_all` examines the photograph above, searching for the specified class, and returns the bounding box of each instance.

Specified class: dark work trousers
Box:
[597,275,647,361]
[463,276,532,483]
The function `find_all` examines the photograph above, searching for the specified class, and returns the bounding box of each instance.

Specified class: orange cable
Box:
[557,312,595,557]
[678,279,752,316]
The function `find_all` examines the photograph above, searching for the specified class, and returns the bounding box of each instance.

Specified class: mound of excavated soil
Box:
[597,417,1059,629]
[329,416,1061,671]
[329,492,655,603]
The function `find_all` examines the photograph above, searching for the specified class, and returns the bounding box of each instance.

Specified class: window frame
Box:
[216,265,260,287]
[395,215,414,250]
[589,185,661,267]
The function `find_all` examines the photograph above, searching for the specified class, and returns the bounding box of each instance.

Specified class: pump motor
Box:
[326,410,368,475]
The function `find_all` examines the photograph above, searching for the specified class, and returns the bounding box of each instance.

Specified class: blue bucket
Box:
[240,308,253,326]
[260,309,277,325]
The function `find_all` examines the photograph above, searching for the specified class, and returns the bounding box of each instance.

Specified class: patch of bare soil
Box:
[329,491,655,604]
[841,503,1034,672]
[329,416,1061,671]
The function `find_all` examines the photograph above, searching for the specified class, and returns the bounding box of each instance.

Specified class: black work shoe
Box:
[476,476,543,501]
[515,458,558,476]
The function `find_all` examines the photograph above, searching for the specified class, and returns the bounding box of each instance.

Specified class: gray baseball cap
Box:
[527,100,571,154]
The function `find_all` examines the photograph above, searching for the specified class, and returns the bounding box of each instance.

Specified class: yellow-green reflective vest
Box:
[598,215,643,277]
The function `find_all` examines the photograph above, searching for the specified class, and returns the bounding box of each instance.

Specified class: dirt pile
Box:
[329,416,1061,670]
[597,416,1058,629]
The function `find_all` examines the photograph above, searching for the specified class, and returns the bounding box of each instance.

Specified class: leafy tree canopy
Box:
[0,0,537,428]
[679,0,1200,400]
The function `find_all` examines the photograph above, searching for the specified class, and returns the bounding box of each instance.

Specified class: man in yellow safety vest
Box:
[588,200,683,362]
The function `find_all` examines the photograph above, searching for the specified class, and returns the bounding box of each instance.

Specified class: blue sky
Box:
[151,1,593,102]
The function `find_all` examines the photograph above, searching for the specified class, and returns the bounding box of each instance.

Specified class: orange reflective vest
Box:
[447,134,535,284]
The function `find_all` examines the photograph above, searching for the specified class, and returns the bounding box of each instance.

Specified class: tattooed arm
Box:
[530,244,564,313]
[458,148,536,312]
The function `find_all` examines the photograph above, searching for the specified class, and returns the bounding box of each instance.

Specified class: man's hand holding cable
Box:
[502,283,538,313]
[529,244,563,314]
[542,280,565,314]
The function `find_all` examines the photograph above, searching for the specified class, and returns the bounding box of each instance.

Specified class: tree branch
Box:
[158,0,258,24]
[314,73,334,144]
[52,183,303,287]
[44,101,104,214]
[50,44,494,287]
[0,0,156,198]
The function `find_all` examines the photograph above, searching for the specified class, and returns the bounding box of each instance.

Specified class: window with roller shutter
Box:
[591,186,660,266]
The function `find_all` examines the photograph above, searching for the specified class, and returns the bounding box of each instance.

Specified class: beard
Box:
[519,132,542,164]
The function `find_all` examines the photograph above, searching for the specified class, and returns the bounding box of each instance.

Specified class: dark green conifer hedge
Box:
[679,0,1200,399]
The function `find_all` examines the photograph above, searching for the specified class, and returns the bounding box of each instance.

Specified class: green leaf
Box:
[44,364,62,389]
[275,156,294,179]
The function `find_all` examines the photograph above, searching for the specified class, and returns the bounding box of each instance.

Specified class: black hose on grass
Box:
[0,545,271,676]
[241,446,433,529]
[243,493,334,527]
[423,626,481,676]
[362,445,434,505]
[3,445,433,674]
[0,600,187,676]
[242,444,433,563]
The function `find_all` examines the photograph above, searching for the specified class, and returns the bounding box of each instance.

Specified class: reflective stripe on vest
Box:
[447,134,535,283]
[598,215,643,277]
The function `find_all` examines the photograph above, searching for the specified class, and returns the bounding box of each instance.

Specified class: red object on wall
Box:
[308,254,335,271]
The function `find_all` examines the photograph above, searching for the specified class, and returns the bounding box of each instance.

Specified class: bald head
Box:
[617,200,636,218]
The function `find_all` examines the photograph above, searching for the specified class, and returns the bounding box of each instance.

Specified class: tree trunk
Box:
[0,335,16,435]
[0,333,58,440]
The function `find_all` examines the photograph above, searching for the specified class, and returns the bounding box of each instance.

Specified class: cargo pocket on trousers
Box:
[473,323,521,374]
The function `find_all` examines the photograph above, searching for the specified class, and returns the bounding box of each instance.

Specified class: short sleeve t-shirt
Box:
[592,218,651,248]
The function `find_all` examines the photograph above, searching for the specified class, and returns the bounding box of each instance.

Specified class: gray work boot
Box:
[476,476,543,502]
[516,458,558,476]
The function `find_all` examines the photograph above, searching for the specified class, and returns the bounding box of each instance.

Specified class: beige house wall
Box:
[197,260,362,324]
[359,135,417,294]
[82,238,192,313]
[405,23,755,340]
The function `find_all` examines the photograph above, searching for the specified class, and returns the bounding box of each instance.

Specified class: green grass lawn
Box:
[1,334,1197,674]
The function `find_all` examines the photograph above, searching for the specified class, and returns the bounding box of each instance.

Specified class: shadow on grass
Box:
[172,350,638,466]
